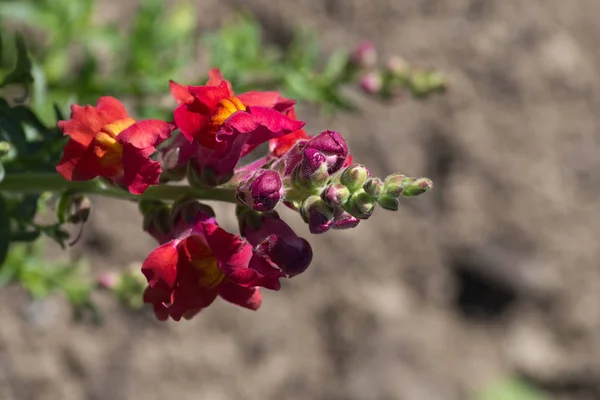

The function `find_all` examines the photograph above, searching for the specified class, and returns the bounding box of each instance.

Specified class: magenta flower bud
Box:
[340,164,370,192]
[305,130,349,174]
[321,183,351,207]
[237,169,285,212]
[293,147,329,190]
[350,40,377,69]
[360,72,383,94]
[97,272,119,290]
[331,209,360,230]
[300,195,334,234]
[239,210,313,277]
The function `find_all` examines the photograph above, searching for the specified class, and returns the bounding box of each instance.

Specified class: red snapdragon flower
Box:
[56,97,173,194]
[142,208,284,321]
[169,69,304,181]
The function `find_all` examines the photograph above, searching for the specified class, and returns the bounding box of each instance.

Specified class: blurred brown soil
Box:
[2,0,600,399]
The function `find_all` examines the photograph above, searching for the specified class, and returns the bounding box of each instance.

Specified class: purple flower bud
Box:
[300,195,334,234]
[331,209,360,230]
[237,169,284,212]
[305,130,349,174]
[292,147,329,190]
[360,72,382,94]
[171,198,215,227]
[321,183,351,208]
[240,211,313,277]
[363,177,384,198]
[340,164,370,192]
[350,40,377,69]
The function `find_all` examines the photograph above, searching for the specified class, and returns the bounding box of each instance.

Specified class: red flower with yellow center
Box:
[169,69,305,182]
[142,208,284,321]
[56,97,173,194]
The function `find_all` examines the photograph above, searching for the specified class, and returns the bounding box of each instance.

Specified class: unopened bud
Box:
[171,198,215,226]
[383,173,406,197]
[97,272,119,290]
[363,177,384,199]
[386,55,410,77]
[378,194,399,211]
[344,189,376,219]
[294,147,329,189]
[350,40,377,69]
[321,183,351,208]
[141,201,172,243]
[401,177,433,197]
[305,131,349,174]
[0,141,11,157]
[340,164,370,192]
[300,195,334,234]
[360,72,382,94]
[237,169,284,212]
[331,209,360,230]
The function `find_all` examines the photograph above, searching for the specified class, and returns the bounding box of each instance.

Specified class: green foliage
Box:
[475,378,548,400]
[0,242,99,322]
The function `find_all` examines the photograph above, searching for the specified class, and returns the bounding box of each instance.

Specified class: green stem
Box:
[0,172,238,203]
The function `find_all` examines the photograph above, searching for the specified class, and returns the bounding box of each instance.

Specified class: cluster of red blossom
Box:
[55,69,431,321]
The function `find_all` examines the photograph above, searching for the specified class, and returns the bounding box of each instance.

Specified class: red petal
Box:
[169,80,194,105]
[206,68,233,93]
[236,91,281,107]
[173,102,210,142]
[218,282,262,310]
[141,242,179,289]
[56,139,99,181]
[120,144,161,195]
[169,282,218,321]
[117,120,173,149]
[187,81,232,109]
[96,96,129,121]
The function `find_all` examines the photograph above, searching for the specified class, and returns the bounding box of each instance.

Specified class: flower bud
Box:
[350,40,377,69]
[237,169,284,212]
[294,147,329,189]
[331,209,360,230]
[340,164,370,192]
[377,194,399,211]
[363,177,384,199]
[344,189,376,219]
[401,177,433,197]
[321,183,351,208]
[171,198,215,227]
[239,210,313,277]
[97,271,119,290]
[386,55,410,77]
[360,72,383,94]
[305,131,348,174]
[300,195,334,234]
[0,141,11,157]
[141,200,173,244]
[383,173,406,198]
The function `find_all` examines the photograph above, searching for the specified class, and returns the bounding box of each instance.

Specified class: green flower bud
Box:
[339,164,370,192]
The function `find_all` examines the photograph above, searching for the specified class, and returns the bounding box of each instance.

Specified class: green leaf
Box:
[14,194,39,222]
[475,378,547,400]
[0,162,4,183]
[0,196,9,266]
[0,99,28,154]
[10,229,41,242]
[1,35,33,87]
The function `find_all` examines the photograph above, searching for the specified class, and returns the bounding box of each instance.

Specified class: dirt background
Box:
[2,0,600,399]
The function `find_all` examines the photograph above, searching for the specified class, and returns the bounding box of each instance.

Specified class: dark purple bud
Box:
[340,164,370,192]
[171,198,215,227]
[321,183,351,208]
[300,195,334,234]
[305,131,348,174]
[350,40,377,69]
[237,169,284,212]
[240,211,313,277]
[363,177,384,198]
[331,209,360,230]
